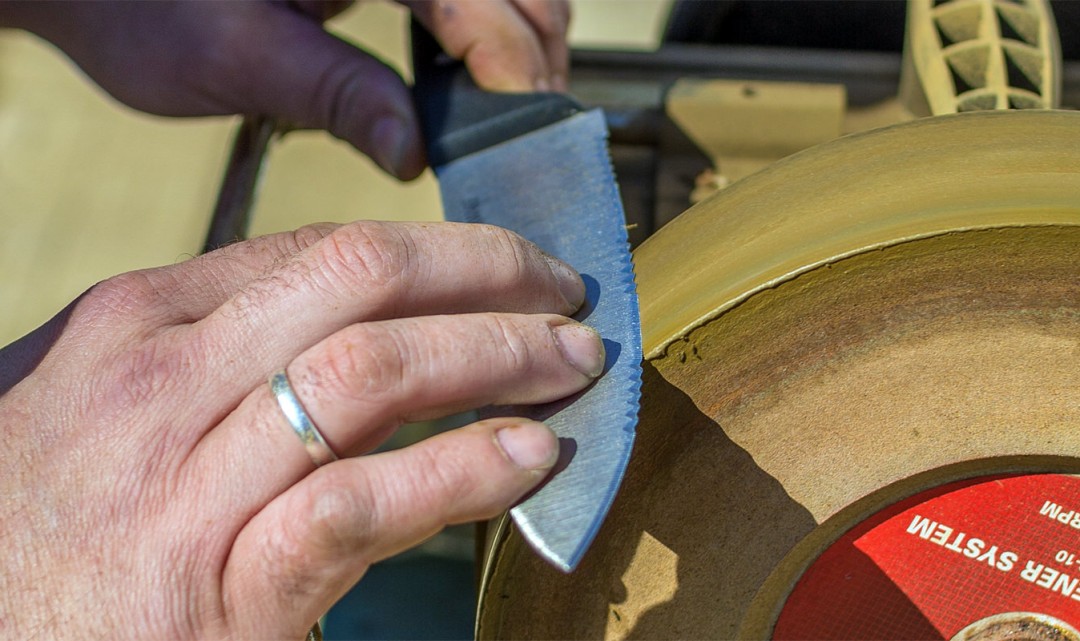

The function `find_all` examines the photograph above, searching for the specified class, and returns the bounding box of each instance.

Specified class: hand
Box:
[0,0,571,180]
[0,221,602,639]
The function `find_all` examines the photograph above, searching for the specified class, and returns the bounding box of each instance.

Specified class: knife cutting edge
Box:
[412,24,643,572]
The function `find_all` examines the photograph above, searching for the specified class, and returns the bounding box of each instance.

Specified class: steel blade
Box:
[434,109,641,572]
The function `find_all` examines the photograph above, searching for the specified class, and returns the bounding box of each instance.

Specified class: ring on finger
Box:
[269,370,339,467]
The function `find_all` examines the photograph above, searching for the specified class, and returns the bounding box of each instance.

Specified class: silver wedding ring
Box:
[269,370,339,467]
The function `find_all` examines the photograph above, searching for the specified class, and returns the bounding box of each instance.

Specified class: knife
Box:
[411,24,642,572]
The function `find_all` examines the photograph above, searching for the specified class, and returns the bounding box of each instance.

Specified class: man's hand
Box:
[0,0,571,179]
[0,221,601,639]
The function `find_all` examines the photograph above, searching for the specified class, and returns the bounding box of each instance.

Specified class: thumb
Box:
[225,4,425,180]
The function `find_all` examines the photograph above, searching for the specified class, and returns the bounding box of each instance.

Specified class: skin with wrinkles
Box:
[0,2,580,638]
[0,222,602,639]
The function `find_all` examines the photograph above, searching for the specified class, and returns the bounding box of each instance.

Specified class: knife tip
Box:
[510,506,588,574]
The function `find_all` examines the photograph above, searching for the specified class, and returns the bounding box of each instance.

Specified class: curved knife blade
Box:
[413,26,642,572]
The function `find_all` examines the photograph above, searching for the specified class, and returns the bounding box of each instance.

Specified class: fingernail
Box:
[543,254,585,311]
[551,322,605,378]
[535,76,553,92]
[497,421,559,471]
[372,114,409,176]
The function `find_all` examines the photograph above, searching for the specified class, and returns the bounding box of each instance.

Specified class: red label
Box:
[774,474,1080,639]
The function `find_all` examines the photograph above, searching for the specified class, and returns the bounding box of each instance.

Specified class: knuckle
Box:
[300,473,373,556]
[317,222,417,294]
[483,315,535,375]
[314,324,409,403]
[357,446,472,536]
[483,225,533,280]
[262,473,377,589]
[408,444,476,509]
[287,223,339,252]
[484,223,527,252]
[316,66,367,142]
[80,270,172,324]
[245,224,338,264]
[307,54,403,145]
[199,224,338,300]
[223,223,379,320]
[303,49,353,125]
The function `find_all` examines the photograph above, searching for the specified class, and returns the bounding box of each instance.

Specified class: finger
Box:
[57,224,338,346]
[222,417,558,639]
[190,312,601,515]
[28,2,426,179]
[194,221,585,398]
[404,0,553,91]
[204,3,425,178]
[511,0,572,91]
[161,224,343,324]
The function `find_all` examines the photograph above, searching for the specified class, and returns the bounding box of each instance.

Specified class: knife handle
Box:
[410,20,582,167]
